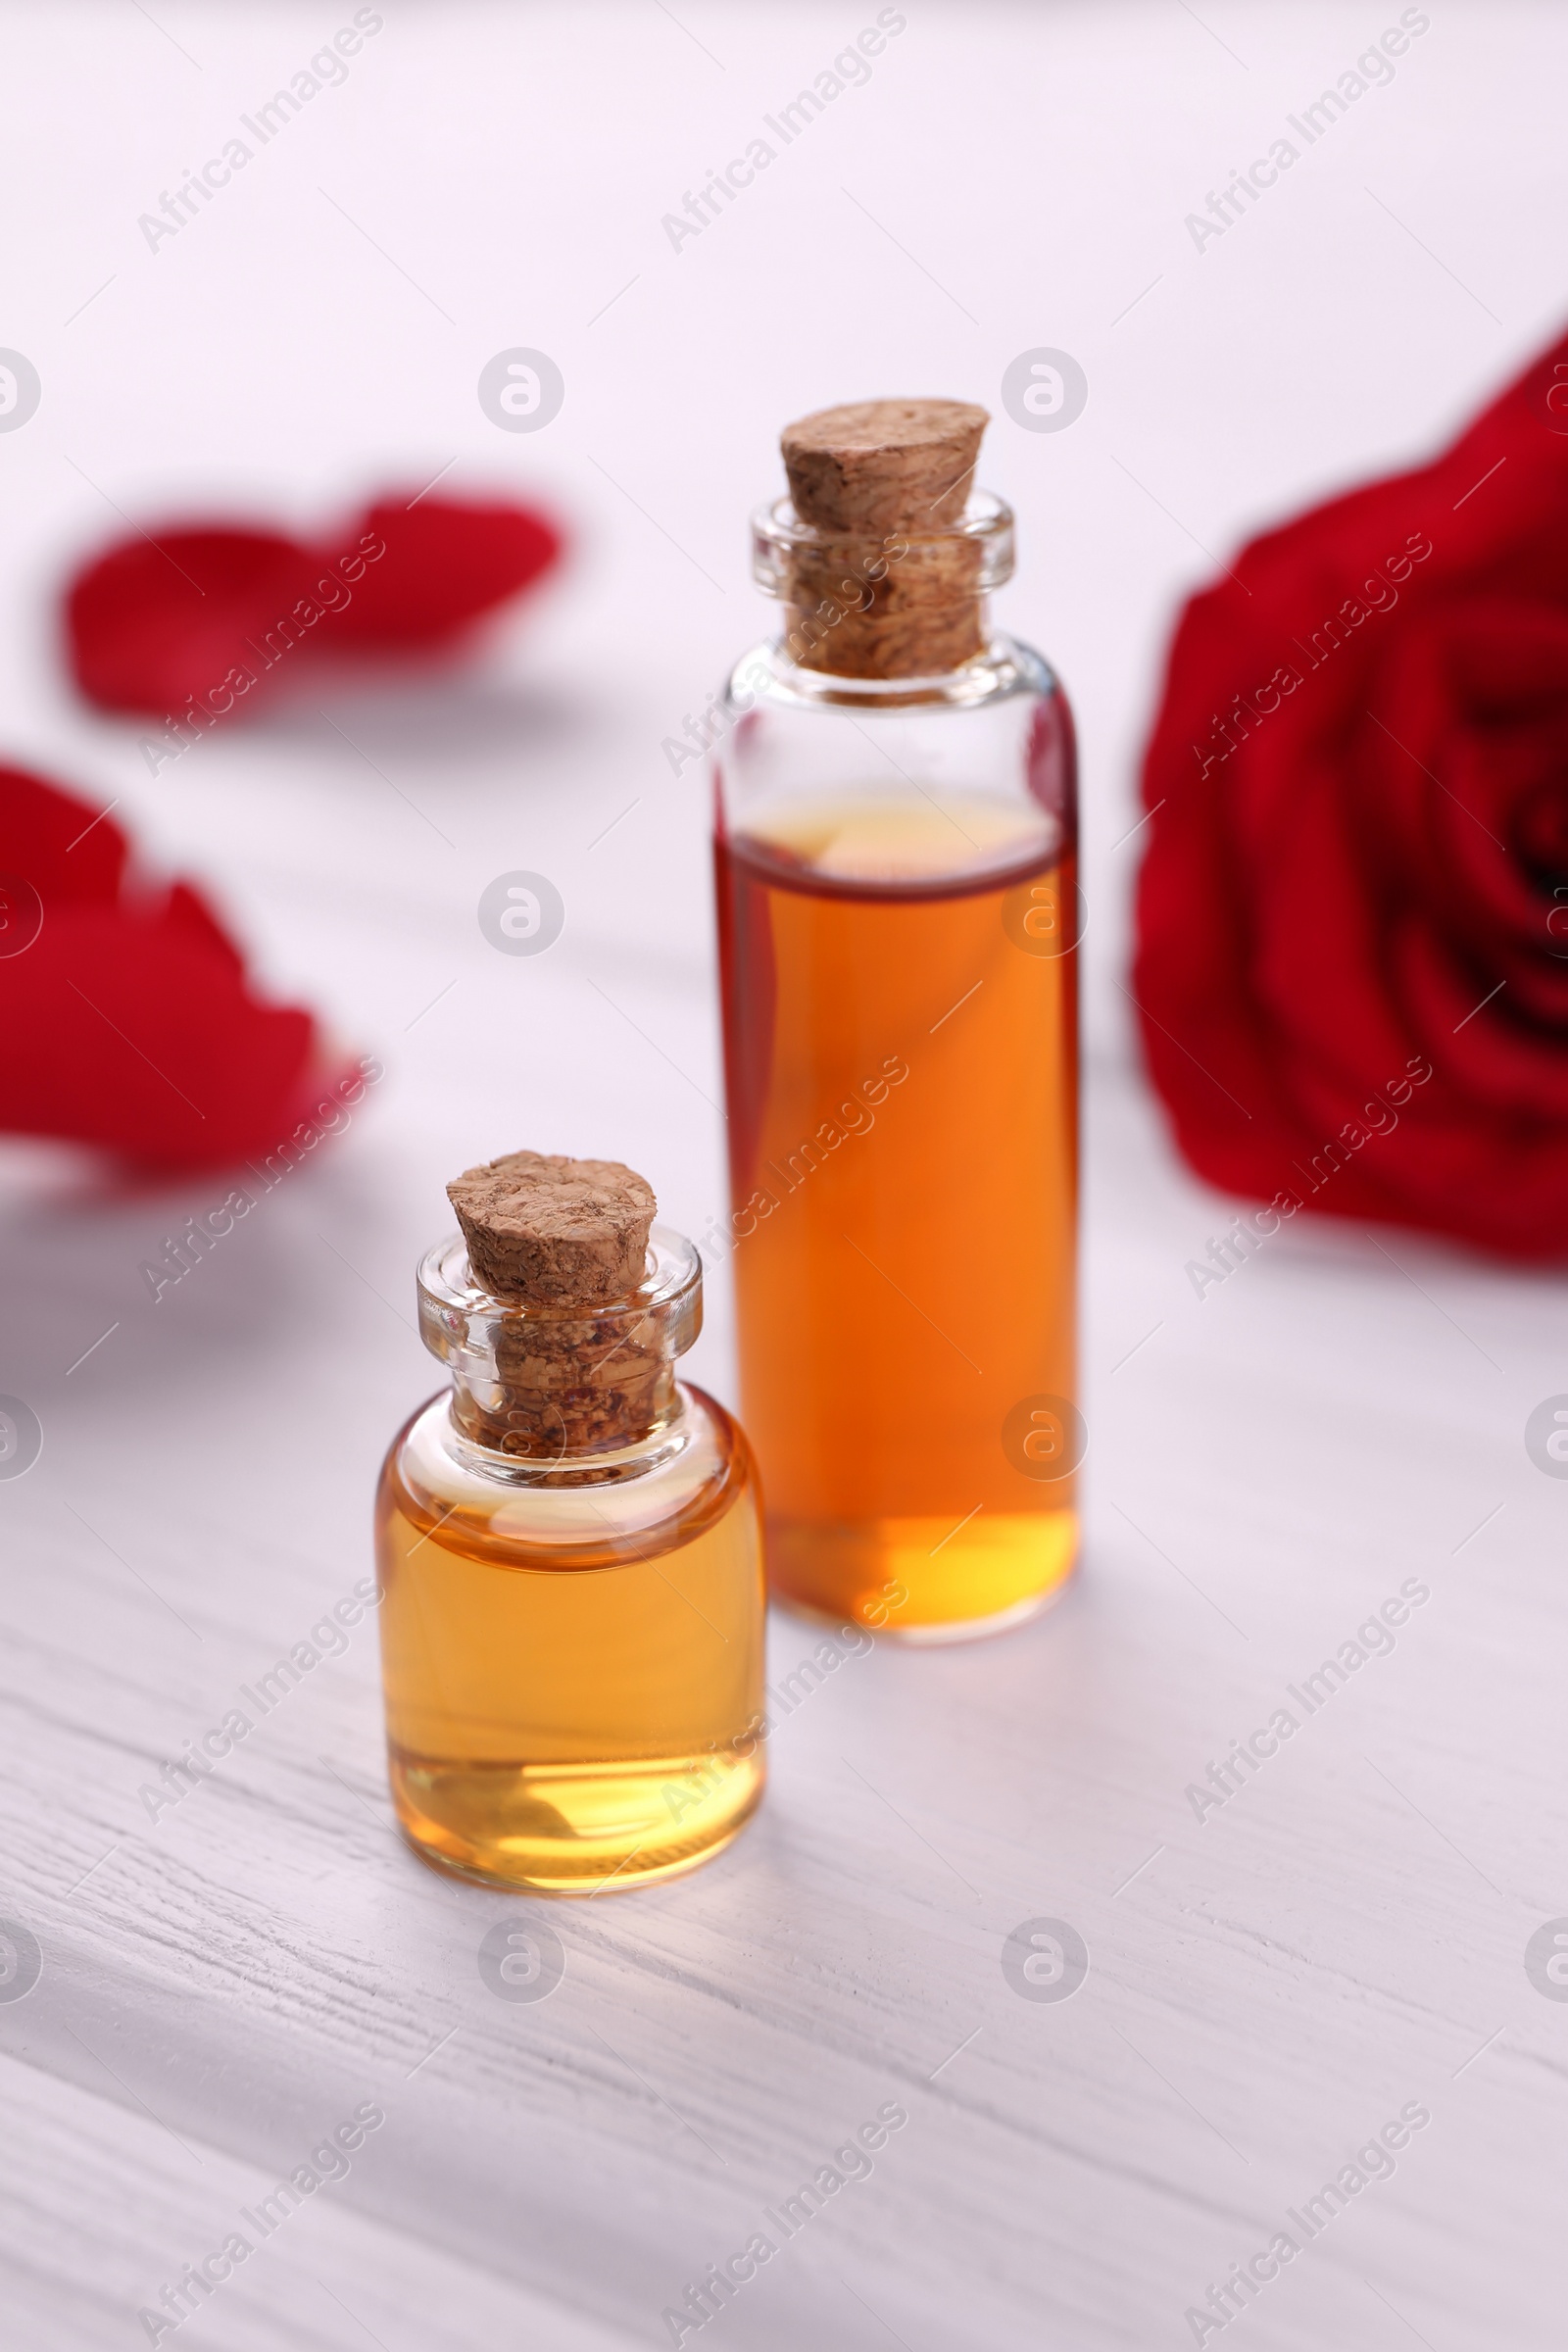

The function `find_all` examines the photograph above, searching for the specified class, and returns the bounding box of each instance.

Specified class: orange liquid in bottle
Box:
[716,792,1078,1638]
[376,1390,766,1889]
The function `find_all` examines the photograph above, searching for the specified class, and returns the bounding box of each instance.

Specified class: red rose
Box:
[1133,325,1568,1259]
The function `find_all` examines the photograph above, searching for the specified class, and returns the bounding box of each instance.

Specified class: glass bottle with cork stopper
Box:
[375,1151,766,1891]
[713,398,1080,1641]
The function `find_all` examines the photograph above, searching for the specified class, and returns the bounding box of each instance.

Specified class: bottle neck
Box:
[416,1226,703,1480]
[754,489,1013,684]
[447,1330,681,1465]
[781,588,991,679]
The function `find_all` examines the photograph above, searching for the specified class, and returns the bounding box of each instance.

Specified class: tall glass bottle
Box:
[712,400,1079,1642]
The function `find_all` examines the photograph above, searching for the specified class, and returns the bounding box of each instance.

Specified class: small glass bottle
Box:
[712,399,1080,1642]
[375,1158,766,1892]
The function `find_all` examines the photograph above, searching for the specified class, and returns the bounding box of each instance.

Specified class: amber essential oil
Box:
[713,399,1080,1640]
[376,1174,766,1892]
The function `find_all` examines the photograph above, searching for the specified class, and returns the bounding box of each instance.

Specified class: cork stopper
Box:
[440,1152,670,1467]
[776,398,991,677]
[781,398,988,533]
[447,1151,656,1306]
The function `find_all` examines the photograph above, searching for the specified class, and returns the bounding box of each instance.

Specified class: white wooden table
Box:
[2,5,1563,2344]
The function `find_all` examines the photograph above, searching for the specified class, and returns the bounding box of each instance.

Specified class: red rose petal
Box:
[0,765,323,1169]
[64,493,564,719]
[319,498,563,647]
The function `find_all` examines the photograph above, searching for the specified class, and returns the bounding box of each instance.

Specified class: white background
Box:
[1,5,1565,2348]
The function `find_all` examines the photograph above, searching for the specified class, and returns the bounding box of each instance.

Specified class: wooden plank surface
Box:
[1,5,1562,2345]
